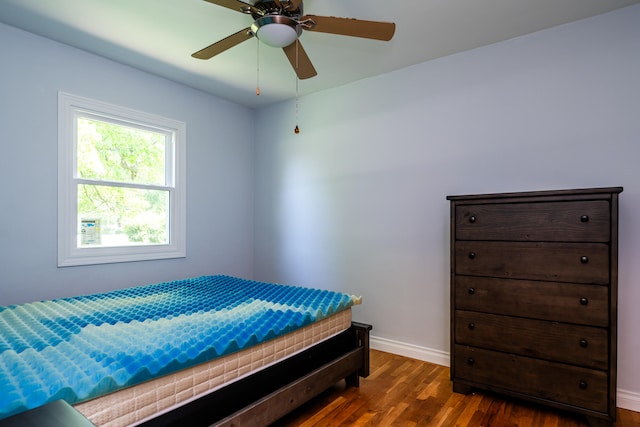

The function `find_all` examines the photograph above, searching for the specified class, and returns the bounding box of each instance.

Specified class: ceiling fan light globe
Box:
[258,24,297,47]
[252,16,301,48]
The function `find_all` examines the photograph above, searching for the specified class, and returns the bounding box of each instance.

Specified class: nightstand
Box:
[0,400,95,427]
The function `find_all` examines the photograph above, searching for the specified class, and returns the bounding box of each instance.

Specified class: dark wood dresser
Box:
[447,187,622,426]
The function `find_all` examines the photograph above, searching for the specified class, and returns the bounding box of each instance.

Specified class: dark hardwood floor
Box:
[272,350,640,426]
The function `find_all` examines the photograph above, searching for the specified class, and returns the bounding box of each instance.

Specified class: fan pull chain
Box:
[294,40,300,134]
[256,38,260,96]
[294,76,300,134]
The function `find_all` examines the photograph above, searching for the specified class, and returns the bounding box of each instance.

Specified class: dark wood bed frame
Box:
[139,322,372,427]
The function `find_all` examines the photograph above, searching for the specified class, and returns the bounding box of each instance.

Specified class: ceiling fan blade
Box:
[283,41,317,80]
[192,28,254,59]
[202,0,256,14]
[301,15,395,41]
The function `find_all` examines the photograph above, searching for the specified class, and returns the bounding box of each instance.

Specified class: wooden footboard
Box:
[139,322,372,427]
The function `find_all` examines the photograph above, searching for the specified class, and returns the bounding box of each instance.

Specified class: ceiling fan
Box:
[192,0,396,80]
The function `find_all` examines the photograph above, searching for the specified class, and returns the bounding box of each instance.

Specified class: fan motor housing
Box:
[250,0,303,20]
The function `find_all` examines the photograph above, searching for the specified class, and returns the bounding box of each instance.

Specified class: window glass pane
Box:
[77,117,166,186]
[78,184,169,247]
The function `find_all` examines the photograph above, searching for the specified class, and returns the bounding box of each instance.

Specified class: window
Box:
[58,92,186,266]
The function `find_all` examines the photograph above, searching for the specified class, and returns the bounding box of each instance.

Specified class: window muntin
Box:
[58,92,186,266]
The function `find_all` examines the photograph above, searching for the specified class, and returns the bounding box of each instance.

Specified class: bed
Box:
[0,275,371,426]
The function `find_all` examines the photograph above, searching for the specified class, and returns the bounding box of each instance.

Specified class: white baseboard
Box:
[370,335,450,367]
[618,389,640,413]
[370,335,640,414]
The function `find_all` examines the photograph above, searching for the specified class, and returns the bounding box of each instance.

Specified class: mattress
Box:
[75,308,352,427]
[0,275,361,421]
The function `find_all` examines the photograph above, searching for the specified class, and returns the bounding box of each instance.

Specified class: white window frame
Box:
[58,92,186,267]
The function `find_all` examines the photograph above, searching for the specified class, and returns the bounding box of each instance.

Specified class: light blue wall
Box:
[0,23,255,304]
[1,3,639,407]
[253,5,640,400]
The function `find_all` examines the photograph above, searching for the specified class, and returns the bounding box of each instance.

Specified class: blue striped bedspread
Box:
[0,275,360,419]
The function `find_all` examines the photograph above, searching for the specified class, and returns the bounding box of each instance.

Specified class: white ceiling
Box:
[1,0,639,108]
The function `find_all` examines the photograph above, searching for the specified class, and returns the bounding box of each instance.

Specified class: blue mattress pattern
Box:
[0,275,360,419]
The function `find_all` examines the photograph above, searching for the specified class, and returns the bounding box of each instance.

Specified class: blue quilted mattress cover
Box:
[0,275,360,419]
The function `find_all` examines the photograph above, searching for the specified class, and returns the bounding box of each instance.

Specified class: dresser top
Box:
[446,186,623,201]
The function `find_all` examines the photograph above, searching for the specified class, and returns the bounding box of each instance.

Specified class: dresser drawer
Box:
[454,276,609,326]
[455,201,610,242]
[453,345,609,413]
[455,241,610,284]
[455,310,608,369]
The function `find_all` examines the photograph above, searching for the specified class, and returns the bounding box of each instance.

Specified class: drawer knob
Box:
[580,339,588,348]
[580,256,589,264]
[580,297,589,306]
[468,252,476,260]
[579,380,588,390]
[469,215,477,223]
[468,322,475,330]
[580,215,590,223]
[468,287,476,295]
[467,357,475,366]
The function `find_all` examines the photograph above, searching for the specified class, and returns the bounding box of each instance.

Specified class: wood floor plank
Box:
[272,350,640,426]
[297,396,346,427]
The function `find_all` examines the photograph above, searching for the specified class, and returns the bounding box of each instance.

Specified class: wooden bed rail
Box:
[215,348,363,426]
[140,322,372,427]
